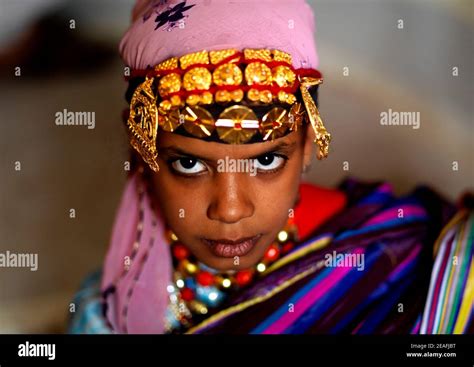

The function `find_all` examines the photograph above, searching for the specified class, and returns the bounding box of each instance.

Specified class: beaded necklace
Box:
[164,220,298,333]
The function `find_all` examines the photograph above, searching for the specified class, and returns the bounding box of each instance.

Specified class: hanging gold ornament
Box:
[299,76,331,160]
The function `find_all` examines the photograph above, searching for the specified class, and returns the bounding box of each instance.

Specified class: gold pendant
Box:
[299,76,331,160]
[127,77,160,172]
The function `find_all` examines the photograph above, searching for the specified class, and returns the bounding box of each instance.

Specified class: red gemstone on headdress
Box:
[234,122,242,129]
[196,271,214,286]
[264,243,280,262]
[173,243,190,260]
[235,270,253,286]
[180,287,194,301]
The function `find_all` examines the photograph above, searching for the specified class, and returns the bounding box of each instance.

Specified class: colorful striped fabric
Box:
[420,210,473,334]
[251,247,367,334]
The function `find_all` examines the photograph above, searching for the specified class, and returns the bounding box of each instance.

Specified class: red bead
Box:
[235,270,253,286]
[180,287,194,301]
[281,242,294,254]
[196,271,214,286]
[173,243,190,260]
[264,244,280,262]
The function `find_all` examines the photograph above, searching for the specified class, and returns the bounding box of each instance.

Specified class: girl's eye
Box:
[171,157,207,175]
[253,154,286,172]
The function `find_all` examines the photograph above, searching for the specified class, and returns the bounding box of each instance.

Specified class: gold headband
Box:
[126,48,331,172]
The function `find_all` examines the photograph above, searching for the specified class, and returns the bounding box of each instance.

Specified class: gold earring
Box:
[299,76,331,160]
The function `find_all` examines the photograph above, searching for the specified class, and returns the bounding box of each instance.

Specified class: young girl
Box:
[69,0,473,334]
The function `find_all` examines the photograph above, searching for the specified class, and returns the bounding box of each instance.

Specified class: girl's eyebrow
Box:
[159,141,297,161]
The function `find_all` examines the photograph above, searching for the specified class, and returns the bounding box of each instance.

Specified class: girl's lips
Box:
[202,235,262,258]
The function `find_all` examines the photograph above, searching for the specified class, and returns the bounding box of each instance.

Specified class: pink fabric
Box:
[120,0,319,70]
[101,172,172,333]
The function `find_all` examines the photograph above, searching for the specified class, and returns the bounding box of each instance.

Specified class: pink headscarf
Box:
[101,172,172,333]
[102,0,320,333]
[120,0,319,70]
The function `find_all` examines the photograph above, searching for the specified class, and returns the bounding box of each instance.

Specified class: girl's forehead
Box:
[157,130,302,159]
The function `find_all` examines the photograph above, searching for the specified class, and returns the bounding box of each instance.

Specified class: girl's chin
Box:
[196,254,262,272]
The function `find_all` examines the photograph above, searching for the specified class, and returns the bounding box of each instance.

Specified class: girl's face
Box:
[150,126,315,271]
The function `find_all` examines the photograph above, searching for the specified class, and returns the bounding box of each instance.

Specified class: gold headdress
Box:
[126,48,330,172]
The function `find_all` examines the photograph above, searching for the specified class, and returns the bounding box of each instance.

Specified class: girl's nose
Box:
[206,172,255,224]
